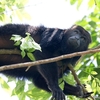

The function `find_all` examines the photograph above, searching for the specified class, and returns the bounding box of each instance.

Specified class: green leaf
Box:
[88,75,91,81]
[0,77,10,90]
[12,80,25,95]
[91,31,97,42]
[20,38,28,50]
[91,71,98,75]
[70,0,77,5]
[78,71,89,78]
[89,21,96,28]
[32,40,42,51]
[10,35,22,42]
[21,50,26,58]
[0,8,5,12]
[25,32,30,36]
[92,79,96,89]
[97,54,100,65]
[14,41,21,46]
[77,0,83,9]
[88,0,94,8]
[27,53,35,61]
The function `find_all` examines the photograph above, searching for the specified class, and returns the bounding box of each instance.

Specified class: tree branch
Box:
[0,48,100,71]
[0,49,20,55]
[68,64,94,100]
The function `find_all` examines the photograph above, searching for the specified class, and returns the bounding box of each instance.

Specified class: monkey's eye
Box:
[74,30,80,34]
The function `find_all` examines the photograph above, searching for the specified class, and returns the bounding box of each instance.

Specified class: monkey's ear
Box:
[40,29,64,49]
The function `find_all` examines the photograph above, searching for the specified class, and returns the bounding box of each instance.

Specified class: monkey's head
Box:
[61,25,91,54]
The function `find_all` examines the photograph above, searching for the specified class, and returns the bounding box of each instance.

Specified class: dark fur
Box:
[0,24,91,100]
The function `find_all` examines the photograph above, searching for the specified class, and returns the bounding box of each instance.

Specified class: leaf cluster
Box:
[10,33,41,61]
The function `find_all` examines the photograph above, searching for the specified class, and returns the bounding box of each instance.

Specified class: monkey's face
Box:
[67,30,83,49]
[67,29,88,50]
[61,25,91,55]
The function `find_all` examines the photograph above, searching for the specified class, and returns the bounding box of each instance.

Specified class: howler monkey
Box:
[0,24,91,100]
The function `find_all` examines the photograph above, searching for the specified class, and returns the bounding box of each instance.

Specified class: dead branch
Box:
[0,48,100,71]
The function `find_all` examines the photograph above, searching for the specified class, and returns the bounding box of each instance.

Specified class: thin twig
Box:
[68,64,94,100]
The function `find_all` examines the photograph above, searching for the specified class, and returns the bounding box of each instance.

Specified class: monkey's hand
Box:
[50,86,65,100]
[76,84,93,98]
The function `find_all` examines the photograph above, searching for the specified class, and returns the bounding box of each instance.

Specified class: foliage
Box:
[0,0,31,23]
[0,0,100,100]
[10,33,41,61]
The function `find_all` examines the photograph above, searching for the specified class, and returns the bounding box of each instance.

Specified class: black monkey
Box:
[0,24,91,100]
